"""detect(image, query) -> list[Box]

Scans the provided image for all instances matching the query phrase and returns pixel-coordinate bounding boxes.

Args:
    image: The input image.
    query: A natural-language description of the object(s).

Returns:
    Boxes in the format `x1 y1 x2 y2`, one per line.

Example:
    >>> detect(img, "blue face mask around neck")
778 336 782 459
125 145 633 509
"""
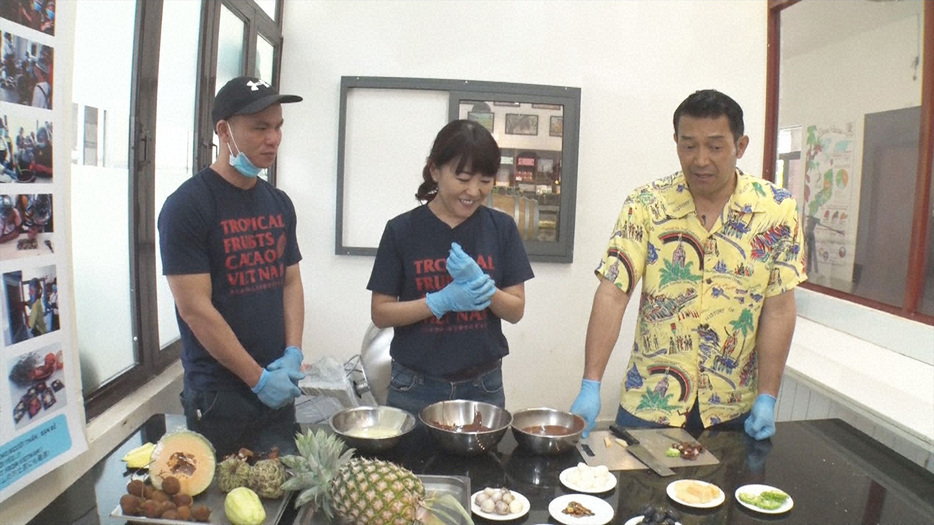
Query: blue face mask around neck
226 127 263 178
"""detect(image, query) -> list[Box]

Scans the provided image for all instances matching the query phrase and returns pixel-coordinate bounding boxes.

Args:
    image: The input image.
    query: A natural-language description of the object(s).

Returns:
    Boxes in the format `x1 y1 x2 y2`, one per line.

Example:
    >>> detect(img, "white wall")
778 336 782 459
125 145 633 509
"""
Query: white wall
275 0 768 419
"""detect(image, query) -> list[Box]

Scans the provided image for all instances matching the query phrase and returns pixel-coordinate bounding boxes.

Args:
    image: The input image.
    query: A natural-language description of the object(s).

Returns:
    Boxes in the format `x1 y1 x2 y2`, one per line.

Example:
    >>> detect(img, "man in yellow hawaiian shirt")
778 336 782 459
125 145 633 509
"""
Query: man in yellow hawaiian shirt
571 90 806 440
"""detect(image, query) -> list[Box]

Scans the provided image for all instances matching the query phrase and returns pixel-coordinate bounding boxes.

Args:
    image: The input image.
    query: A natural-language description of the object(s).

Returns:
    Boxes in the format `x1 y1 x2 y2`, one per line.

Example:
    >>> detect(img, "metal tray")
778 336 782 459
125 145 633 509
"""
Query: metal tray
110 485 291 525
296 474 471 525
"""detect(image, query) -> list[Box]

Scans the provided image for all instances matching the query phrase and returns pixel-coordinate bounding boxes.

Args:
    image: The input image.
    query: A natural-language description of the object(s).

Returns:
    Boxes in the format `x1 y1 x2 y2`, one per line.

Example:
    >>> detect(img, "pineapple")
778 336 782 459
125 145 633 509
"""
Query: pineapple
280 428 472 525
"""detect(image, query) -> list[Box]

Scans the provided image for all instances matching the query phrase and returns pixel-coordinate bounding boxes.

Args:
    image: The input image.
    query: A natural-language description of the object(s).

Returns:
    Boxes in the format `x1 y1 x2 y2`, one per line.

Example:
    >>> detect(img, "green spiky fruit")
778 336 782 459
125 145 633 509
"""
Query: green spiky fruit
280 428 473 525
216 455 252 493
248 457 287 499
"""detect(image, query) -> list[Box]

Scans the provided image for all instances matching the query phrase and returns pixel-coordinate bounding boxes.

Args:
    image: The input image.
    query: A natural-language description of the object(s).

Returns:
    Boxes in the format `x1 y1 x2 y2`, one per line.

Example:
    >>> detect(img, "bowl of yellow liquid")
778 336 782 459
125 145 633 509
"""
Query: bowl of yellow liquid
329 406 417 452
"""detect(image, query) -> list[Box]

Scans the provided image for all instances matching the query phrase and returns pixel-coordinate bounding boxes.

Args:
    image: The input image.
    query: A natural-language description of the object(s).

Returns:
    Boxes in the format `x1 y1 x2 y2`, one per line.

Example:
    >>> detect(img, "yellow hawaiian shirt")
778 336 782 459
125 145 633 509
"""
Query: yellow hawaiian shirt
595 170 807 428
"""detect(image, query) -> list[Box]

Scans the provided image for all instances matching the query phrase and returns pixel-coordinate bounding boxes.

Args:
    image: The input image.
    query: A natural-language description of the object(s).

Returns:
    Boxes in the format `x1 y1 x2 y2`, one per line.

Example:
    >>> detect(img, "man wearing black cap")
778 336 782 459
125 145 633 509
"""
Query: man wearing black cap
158 76 305 456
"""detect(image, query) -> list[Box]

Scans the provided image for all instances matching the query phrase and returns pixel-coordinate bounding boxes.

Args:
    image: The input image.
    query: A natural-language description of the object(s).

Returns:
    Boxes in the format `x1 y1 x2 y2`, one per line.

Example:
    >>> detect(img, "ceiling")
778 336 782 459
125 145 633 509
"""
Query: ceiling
780 0 924 58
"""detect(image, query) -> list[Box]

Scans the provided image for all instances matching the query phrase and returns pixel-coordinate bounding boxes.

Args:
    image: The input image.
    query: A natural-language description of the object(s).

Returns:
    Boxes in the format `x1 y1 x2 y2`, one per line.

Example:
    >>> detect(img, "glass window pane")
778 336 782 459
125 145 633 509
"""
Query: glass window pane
459 100 564 243
155 0 201 349
256 34 274 83
778 0 924 309
922 158 934 316
71 0 136 394
216 5 245 91
255 0 277 22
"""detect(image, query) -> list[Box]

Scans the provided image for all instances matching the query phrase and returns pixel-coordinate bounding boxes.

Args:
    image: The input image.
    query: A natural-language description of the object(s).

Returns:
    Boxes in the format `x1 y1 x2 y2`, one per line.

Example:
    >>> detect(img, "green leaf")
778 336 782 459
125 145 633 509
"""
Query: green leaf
424 492 474 525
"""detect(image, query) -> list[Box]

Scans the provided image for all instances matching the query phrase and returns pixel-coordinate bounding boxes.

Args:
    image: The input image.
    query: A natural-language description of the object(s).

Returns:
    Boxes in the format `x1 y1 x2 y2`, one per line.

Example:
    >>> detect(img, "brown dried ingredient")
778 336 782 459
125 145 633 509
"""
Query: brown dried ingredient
126 479 145 497
191 504 211 522
141 500 162 518
563 501 595 517
173 493 193 507
161 475 181 495
122 477 208 521
119 494 140 515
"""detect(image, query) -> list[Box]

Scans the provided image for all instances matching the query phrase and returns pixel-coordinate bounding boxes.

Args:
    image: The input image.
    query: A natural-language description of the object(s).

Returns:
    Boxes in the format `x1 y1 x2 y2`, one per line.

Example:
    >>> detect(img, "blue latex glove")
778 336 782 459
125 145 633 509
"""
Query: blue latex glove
570 379 601 438
446 242 484 282
267 346 305 386
252 368 303 409
425 274 496 318
268 346 304 374
744 393 777 440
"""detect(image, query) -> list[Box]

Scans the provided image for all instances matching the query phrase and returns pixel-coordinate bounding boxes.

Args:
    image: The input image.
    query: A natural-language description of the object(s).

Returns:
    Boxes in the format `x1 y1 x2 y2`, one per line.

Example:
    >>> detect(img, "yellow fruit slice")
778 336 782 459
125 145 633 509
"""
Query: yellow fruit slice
121 442 156 469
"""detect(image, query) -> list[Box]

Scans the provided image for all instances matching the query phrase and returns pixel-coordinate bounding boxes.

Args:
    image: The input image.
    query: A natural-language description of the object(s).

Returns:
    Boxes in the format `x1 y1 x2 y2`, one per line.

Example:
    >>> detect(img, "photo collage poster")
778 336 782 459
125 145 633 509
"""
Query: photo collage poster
0 1 87 504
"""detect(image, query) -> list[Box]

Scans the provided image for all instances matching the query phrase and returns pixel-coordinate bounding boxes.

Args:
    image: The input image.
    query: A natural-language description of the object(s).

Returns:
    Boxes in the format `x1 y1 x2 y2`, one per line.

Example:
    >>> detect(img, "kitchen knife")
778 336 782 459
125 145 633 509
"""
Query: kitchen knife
609 424 675 477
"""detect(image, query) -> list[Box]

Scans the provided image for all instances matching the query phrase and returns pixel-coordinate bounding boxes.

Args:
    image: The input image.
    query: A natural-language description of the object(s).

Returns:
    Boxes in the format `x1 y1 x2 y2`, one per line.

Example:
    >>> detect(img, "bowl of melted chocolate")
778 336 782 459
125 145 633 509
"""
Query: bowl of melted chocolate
420 400 512 455
510 407 586 455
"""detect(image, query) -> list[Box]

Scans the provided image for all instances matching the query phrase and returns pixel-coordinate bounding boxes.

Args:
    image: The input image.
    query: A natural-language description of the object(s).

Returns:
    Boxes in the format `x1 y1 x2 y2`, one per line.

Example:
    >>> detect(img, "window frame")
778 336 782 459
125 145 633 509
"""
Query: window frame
83 0 284 420
81 0 173 420
196 0 283 182
764 0 934 326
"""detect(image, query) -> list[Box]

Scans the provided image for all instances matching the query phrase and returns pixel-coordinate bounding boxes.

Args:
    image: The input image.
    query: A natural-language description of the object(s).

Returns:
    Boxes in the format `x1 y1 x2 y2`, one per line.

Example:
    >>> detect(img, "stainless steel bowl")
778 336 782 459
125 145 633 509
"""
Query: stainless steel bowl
329 406 417 453
419 400 512 455
510 407 585 455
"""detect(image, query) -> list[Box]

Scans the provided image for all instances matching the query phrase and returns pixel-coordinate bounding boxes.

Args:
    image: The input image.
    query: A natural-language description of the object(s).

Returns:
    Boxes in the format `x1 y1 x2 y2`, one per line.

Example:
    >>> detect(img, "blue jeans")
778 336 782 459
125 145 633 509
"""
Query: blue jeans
386 360 505 417
615 401 748 436
180 387 298 457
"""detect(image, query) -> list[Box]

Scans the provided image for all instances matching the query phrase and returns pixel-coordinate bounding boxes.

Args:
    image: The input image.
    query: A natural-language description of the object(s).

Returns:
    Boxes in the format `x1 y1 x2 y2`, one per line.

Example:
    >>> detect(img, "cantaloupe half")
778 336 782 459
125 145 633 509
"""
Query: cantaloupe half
149 430 216 496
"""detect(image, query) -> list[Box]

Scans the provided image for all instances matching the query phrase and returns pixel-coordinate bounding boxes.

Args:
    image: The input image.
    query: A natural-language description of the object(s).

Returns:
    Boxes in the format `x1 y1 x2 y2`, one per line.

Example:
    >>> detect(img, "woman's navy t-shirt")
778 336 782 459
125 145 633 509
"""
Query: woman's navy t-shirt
367 204 534 376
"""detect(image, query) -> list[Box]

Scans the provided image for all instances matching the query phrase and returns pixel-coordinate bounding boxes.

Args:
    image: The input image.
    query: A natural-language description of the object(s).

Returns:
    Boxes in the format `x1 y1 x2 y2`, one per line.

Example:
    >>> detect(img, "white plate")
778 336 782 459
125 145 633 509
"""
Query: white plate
560 466 617 494
623 516 682 525
734 484 794 514
471 489 530 521
548 494 614 525
666 479 725 508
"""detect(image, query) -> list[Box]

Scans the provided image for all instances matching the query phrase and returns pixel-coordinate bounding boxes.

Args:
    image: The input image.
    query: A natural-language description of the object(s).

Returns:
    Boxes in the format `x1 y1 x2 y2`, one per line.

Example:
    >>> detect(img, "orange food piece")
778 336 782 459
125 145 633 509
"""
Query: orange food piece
675 480 720 504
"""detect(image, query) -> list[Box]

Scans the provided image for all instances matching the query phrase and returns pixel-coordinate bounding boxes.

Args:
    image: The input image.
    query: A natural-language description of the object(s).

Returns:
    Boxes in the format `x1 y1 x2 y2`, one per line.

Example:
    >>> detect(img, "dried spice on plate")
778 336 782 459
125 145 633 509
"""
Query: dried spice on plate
562 501 595 517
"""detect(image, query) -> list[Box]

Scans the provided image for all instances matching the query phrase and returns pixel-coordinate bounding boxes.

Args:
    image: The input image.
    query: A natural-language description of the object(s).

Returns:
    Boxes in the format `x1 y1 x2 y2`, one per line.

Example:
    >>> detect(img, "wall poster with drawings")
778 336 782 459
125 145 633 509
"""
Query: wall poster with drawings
0 1 88 505
802 122 856 283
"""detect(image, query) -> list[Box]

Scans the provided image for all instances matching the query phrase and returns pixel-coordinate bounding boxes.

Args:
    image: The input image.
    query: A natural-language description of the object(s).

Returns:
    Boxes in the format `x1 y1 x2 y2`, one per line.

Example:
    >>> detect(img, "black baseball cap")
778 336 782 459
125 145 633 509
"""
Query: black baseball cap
211 76 302 127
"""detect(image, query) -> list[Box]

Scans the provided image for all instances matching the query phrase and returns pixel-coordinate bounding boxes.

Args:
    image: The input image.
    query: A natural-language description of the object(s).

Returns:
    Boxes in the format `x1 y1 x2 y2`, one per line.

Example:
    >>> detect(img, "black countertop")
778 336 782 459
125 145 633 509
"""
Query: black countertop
29 415 934 525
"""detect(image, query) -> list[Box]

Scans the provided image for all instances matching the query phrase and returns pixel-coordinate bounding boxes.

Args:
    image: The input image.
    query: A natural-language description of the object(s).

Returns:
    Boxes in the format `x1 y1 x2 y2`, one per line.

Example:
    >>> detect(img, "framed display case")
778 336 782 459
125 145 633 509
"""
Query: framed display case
336 76 581 262
467 111 494 132
505 114 539 135
550 116 563 137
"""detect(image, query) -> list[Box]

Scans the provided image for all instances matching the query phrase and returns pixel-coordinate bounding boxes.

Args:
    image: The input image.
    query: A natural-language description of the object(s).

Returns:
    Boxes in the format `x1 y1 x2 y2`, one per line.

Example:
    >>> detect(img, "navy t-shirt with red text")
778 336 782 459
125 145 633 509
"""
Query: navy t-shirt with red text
158 167 301 393
367 204 534 376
